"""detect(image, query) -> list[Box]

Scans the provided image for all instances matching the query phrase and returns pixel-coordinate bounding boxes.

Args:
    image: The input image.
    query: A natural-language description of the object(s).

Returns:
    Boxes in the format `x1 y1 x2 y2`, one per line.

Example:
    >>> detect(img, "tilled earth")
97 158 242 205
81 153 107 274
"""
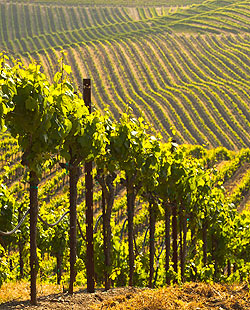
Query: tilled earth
0 283 250 310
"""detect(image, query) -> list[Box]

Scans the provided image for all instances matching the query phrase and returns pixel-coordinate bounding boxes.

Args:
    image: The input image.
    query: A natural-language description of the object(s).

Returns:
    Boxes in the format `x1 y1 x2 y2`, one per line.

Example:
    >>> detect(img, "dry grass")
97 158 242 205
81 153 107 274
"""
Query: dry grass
0 280 62 304
91 283 250 310
1 282 250 309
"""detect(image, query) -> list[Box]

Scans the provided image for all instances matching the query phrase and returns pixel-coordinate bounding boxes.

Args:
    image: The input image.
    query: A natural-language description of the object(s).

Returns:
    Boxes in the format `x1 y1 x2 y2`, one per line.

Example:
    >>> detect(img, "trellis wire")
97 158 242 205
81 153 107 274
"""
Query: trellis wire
38 211 70 227
153 240 165 286
93 214 102 233
0 208 30 235
0 209 70 235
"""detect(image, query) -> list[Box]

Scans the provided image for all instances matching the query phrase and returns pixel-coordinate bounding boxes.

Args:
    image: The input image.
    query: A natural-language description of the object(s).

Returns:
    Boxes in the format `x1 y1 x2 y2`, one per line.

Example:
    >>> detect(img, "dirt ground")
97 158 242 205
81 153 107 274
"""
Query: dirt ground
0 282 250 310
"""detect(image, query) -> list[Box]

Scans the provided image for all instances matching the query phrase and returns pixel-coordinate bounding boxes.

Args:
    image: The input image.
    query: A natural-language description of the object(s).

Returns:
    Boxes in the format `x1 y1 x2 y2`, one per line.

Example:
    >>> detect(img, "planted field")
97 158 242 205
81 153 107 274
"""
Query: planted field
31 30 250 149
1 0 206 7
0 0 249 149
1 0 250 304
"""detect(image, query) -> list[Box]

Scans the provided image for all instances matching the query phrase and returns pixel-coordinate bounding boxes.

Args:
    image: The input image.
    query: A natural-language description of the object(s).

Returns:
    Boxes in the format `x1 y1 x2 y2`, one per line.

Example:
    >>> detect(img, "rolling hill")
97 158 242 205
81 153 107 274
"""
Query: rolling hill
1 0 250 296
0 0 250 149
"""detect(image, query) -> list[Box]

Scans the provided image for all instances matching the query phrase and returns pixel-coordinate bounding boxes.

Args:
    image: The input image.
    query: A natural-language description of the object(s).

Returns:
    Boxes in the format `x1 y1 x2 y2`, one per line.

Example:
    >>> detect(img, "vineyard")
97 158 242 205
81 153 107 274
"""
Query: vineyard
1 0 250 308
0 0 249 148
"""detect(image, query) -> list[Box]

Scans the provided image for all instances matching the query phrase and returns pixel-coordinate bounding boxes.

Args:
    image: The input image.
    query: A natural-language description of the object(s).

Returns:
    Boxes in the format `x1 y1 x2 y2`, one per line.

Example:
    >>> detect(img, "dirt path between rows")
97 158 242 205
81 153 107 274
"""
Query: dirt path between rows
224 163 250 193
0 287 138 310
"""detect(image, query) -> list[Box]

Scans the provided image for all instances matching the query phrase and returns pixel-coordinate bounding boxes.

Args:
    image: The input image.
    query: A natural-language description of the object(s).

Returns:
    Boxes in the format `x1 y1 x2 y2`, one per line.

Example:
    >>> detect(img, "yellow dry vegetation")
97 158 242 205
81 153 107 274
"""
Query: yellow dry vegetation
91 283 250 310
0 280 61 304
1 282 250 309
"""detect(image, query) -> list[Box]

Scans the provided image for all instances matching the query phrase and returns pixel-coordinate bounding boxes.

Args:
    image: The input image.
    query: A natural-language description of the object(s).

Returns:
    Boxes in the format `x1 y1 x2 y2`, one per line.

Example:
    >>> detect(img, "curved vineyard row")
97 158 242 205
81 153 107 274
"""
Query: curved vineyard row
2 0 205 7
1 0 250 55
21 29 250 149
0 0 248 150
0 2 175 46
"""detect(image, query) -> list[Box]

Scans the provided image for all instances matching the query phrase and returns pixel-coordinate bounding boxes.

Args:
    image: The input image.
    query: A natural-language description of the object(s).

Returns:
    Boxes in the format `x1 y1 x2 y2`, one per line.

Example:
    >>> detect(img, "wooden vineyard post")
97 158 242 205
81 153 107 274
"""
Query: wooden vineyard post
165 203 171 285
172 202 178 282
29 171 39 305
83 79 95 293
68 165 78 294
149 202 156 288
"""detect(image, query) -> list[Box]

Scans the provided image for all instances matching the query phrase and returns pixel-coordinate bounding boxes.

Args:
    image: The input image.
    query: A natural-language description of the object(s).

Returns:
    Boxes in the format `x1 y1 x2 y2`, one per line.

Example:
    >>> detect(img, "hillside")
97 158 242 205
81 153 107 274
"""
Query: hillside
0 0 249 149
1 0 250 304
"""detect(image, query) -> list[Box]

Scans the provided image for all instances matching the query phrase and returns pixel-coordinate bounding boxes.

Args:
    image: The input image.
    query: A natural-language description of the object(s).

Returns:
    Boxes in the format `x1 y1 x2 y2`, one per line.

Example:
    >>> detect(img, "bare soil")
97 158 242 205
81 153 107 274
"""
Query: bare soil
224 163 250 194
0 282 250 310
